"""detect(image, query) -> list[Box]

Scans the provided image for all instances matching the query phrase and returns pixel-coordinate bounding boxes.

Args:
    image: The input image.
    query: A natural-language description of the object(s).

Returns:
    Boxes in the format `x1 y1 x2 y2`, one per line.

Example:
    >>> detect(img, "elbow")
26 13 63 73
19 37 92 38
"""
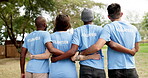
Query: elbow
94 44 101 51
109 43 117 49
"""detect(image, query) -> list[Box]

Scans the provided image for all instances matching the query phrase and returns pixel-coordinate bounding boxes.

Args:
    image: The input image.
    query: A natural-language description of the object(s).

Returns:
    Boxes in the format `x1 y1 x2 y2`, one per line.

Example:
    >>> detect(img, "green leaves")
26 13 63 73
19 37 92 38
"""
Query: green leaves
0 0 106 48
142 13 148 29
51 0 105 28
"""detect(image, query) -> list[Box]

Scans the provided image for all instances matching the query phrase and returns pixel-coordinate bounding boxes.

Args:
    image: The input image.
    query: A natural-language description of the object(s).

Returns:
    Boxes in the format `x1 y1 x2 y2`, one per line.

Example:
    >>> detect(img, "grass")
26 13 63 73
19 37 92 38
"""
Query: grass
139 43 148 53
0 43 147 78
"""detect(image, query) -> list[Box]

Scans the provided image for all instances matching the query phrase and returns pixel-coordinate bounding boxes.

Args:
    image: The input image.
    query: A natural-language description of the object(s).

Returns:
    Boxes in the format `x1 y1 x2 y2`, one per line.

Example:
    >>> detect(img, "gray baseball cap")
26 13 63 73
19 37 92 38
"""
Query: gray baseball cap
81 8 94 22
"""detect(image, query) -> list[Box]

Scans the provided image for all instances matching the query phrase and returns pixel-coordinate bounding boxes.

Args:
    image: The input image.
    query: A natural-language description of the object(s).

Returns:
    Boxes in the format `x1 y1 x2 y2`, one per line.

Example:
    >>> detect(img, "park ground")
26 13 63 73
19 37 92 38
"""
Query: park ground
0 43 148 78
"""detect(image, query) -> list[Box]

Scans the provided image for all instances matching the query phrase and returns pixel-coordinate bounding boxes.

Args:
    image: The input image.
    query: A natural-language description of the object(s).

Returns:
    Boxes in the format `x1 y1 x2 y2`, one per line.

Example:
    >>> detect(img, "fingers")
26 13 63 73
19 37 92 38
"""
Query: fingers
21 73 25 78
90 54 101 60
71 52 79 61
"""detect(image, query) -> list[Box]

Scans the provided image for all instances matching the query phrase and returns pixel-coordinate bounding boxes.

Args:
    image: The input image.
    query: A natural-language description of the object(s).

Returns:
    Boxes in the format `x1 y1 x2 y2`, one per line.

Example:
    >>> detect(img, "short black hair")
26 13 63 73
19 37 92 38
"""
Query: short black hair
107 3 121 19
54 14 71 32
35 16 46 28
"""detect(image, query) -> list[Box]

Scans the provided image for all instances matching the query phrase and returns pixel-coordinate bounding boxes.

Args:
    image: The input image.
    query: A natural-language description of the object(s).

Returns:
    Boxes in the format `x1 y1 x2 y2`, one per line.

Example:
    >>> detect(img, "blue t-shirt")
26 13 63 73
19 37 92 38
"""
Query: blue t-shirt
49 32 77 78
23 31 51 73
100 21 141 69
72 24 104 69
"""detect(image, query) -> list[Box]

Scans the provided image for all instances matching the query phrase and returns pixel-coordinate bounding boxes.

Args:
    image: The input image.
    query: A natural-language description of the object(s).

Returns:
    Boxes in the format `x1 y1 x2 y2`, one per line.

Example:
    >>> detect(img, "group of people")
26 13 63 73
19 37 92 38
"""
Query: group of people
20 3 141 78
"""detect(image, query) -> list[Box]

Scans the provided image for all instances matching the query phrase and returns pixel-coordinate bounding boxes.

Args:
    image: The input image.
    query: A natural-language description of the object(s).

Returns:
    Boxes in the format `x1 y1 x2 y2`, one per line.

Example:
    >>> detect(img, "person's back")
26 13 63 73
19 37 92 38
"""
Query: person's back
100 3 141 78
73 24 104 69
49 14 77 78
20 16 52 78
49 32 77 78
24 31 50 73
105 21 140 69
72 8 106 78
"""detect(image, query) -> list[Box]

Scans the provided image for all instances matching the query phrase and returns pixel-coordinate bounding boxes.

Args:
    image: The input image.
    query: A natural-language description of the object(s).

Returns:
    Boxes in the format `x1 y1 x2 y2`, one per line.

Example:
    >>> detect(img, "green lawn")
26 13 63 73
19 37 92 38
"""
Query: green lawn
139 43 148 53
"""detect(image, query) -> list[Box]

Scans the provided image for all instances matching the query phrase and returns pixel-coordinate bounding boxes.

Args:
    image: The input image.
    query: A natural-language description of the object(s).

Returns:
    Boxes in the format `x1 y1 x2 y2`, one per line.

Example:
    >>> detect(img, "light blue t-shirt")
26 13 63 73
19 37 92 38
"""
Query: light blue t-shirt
23 31 51 73
72 24 104 69
100 21 141 69
49 32 77 78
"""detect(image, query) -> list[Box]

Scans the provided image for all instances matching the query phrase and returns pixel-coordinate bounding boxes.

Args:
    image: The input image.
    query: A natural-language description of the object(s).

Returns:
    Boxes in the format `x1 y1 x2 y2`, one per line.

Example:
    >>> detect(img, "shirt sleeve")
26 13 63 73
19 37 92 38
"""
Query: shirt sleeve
135 29 141 42
100 25 111 41
43 32 52 44
97 26 103 38
72 29 80 46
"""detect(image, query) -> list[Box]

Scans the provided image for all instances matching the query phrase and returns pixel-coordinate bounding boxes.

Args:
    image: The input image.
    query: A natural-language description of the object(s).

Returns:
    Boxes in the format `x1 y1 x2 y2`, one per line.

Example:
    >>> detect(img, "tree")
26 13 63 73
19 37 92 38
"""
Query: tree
142 13 148 29
0 0 105 52
49 0 105 29
93 13 110 27
0 0 56 51
141 13 148 39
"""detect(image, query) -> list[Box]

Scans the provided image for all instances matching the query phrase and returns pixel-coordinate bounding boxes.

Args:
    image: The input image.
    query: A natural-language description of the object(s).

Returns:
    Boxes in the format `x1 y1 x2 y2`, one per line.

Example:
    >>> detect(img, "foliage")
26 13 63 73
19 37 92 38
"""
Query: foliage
125 12 148 40
0 0 56 50
0 0 105 52
140 13 148 39
93 13 110 27
50 0 105 29
142 13 148 29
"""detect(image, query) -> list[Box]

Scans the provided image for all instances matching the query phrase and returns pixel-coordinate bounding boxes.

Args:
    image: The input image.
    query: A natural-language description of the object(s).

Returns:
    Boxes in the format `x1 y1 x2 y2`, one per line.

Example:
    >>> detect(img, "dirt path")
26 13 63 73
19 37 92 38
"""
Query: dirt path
0 58 21 78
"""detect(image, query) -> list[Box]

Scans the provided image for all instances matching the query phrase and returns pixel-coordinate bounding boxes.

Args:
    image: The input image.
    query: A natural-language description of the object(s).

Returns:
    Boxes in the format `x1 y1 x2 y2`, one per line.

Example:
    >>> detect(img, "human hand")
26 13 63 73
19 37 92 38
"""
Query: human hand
21 73 25 78
51 57 57 63
89 53 101 60
29 54 34 60
131 48 136 56
71 52 79 61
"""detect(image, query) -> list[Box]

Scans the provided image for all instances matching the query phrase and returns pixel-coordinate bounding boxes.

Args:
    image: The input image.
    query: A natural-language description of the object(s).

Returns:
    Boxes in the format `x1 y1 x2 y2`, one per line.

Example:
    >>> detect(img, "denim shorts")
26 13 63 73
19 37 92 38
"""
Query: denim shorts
80 64 106 78
108 68 139 78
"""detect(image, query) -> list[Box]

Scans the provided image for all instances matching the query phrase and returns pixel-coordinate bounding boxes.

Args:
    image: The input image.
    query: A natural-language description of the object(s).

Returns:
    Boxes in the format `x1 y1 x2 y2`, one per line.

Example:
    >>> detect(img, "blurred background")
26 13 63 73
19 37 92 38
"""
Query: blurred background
0 0 147 78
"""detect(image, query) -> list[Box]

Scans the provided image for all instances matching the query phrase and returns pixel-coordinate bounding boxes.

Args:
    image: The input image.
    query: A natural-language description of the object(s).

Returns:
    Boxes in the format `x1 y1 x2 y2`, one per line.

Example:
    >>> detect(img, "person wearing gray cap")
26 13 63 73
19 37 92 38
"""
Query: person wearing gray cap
72 8 106 78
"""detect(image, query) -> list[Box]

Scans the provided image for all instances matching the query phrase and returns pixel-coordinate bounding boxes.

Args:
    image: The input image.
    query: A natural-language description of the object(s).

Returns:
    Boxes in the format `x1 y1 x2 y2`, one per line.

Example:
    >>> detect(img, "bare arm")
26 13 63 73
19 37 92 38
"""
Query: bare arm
20 47 28 78
106 41 137 56
30 49 51 59
134 42 139 52
45 42 64 56
51 44 78 62
71 52 100 61
80 38 106 55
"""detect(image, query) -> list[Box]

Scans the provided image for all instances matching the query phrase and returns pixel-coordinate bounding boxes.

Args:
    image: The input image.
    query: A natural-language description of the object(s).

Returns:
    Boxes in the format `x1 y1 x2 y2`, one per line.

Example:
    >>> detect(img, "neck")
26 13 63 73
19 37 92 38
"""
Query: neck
57 31 66 32
36 28 45 31
111 18 121 22
84 22 92 25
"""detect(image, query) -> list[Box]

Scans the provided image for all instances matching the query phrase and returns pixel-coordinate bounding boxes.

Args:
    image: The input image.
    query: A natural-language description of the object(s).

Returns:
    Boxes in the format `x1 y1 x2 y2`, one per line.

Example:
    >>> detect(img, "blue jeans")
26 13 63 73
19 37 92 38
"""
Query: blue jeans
80 64 106 78
108 68 139 78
